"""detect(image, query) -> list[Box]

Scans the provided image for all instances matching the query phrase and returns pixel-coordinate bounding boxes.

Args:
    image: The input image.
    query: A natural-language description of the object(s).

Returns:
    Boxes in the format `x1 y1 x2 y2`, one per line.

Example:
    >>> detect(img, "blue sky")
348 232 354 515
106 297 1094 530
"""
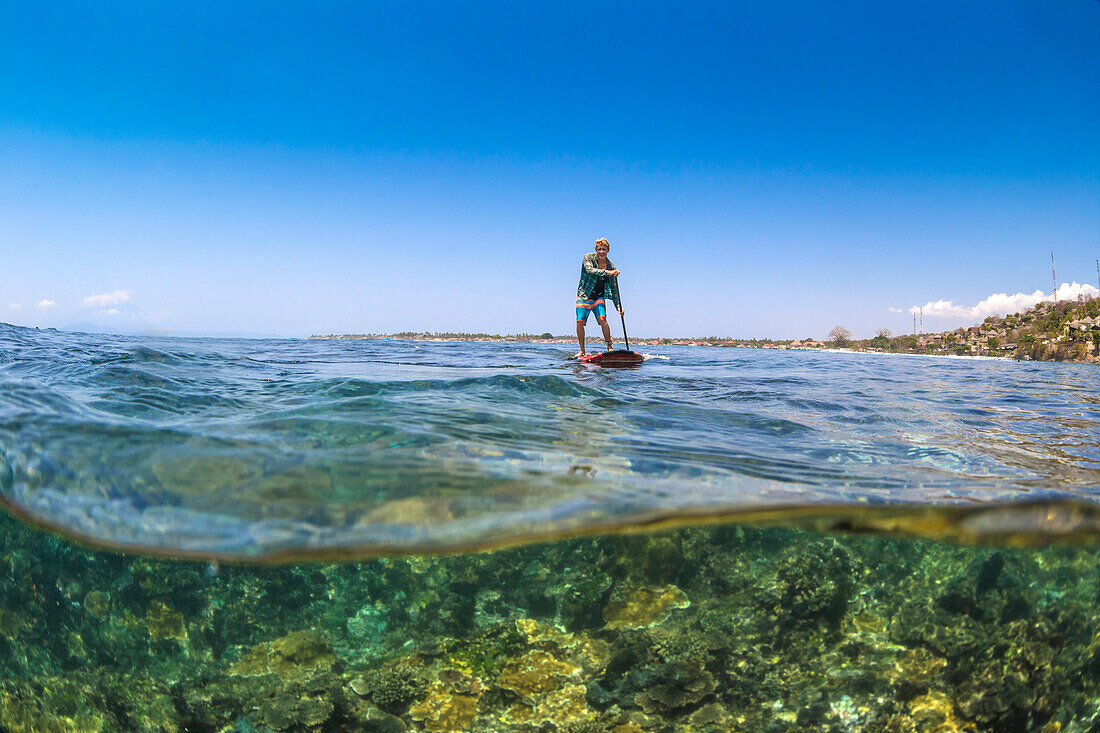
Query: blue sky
2 1 1098 339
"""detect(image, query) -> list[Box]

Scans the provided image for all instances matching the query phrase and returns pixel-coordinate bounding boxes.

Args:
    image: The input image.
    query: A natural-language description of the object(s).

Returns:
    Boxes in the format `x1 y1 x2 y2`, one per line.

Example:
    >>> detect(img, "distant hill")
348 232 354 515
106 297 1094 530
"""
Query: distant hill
854 297 1100 363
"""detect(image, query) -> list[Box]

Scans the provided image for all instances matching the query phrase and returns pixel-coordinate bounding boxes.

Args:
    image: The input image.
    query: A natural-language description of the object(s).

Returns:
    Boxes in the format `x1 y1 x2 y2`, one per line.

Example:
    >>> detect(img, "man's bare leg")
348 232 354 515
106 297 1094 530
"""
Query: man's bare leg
597 316 612 351
576 321 586 355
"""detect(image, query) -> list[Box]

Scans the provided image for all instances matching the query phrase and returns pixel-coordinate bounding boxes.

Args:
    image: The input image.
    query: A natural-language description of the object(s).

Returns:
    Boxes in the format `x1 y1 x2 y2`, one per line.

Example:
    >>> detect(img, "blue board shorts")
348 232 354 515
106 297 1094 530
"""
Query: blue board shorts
576 297 606 323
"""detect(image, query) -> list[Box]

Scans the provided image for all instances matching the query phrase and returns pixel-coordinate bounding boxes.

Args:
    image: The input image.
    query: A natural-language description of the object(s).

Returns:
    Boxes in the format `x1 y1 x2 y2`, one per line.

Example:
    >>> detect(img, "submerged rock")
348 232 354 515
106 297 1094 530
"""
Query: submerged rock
4 509 1100 732
498 649 583 699
678 702 734 731
906 690 979 732
351 661 430 714
180 630 344 731
145 600 186 642
229 629 337 680
763 536 857 632
604 585 690 630
635 660 716 715
501 683 593 730
0 673 176 733
408 681 480 732
83 590 110 621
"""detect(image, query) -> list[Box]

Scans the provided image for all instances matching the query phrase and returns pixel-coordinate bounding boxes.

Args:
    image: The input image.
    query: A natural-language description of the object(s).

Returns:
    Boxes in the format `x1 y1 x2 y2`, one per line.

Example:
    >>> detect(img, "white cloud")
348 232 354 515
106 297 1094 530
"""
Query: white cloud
888 307 903 313
37 299 57 309
104 308 121 315
82 290 132 308
912 282 1100 320
9 303 21 310
1056 281 1100 301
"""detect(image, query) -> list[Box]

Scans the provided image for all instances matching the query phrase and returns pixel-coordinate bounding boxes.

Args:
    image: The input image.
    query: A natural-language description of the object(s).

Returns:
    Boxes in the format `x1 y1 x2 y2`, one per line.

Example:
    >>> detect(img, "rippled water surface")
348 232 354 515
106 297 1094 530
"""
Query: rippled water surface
1 324 1098 557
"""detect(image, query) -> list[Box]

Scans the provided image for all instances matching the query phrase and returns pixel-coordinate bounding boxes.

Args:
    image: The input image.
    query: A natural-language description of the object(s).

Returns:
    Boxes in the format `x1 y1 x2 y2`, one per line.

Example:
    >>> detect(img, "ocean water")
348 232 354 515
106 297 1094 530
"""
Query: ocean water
1 323 1098 557
3 323 1100 732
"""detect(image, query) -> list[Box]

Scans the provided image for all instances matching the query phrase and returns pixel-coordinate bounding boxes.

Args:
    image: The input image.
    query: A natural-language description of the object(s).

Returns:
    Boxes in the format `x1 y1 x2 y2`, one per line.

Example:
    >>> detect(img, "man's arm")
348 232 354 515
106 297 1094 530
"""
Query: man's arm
582 253 608 277
609 274 622 311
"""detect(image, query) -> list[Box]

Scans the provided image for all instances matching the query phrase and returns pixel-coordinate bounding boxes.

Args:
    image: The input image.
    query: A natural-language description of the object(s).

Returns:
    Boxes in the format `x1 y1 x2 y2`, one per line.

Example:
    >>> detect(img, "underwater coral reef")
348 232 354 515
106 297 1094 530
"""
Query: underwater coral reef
2 512 1099 732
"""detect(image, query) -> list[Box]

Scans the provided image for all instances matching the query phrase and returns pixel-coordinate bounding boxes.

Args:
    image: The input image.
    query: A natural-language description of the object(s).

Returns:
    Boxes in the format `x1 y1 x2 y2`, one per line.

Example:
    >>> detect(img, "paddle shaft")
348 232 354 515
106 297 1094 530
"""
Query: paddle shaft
614 275 630 351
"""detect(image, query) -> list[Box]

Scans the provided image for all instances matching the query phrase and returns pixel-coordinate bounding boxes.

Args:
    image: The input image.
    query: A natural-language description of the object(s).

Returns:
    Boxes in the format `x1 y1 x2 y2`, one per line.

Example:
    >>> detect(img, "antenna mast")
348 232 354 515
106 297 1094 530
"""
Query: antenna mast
1051 252 1057 304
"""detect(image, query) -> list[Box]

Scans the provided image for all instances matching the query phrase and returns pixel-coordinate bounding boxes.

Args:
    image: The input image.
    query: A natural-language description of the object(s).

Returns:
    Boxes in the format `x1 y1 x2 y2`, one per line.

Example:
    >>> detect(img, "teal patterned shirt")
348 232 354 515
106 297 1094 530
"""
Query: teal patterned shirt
576 253 622 309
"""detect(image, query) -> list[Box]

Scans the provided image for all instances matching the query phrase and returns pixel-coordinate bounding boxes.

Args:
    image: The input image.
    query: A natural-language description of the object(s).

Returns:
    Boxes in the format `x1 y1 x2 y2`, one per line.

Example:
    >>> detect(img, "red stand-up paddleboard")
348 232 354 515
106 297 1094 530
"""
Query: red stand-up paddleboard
578 349 644 366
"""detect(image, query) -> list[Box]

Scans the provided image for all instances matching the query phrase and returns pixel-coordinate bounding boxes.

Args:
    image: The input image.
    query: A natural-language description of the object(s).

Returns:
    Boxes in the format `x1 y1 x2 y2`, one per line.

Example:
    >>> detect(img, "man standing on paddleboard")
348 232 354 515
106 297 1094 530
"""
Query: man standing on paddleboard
575 238 624 356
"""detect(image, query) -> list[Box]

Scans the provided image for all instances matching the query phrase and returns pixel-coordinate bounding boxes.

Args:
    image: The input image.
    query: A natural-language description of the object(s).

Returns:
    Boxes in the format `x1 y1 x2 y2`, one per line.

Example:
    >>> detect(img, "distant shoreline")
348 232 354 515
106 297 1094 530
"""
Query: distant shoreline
310 333 803 347
309 332 1097 366
309 333 831 352
312 299 1100 365
308 333 1016 358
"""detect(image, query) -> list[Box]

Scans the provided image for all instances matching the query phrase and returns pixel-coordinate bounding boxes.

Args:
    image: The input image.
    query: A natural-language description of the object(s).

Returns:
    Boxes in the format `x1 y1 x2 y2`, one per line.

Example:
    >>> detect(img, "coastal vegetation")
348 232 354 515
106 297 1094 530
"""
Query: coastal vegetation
827 326 854 349
851 297 1100 363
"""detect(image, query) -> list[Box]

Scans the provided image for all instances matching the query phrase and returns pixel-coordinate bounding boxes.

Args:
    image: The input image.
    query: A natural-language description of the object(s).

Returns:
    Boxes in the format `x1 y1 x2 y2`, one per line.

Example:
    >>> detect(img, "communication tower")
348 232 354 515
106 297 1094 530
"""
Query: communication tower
1051 252 1057 303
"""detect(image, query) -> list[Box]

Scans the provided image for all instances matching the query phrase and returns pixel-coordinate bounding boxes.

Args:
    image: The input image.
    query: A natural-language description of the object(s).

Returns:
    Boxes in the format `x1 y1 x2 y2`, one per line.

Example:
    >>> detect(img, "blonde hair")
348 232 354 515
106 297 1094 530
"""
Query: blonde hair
594 238 610 248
